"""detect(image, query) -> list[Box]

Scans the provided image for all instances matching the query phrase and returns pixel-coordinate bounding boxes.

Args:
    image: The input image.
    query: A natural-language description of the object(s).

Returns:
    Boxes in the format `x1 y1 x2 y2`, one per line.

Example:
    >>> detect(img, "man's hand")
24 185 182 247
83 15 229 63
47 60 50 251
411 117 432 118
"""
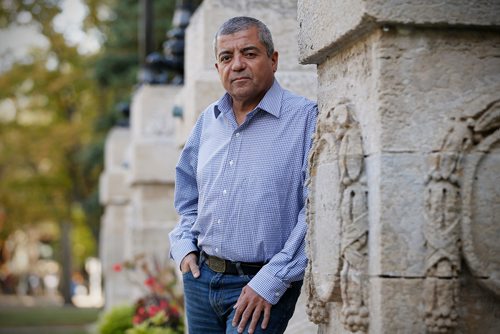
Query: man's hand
232 285 272 334
180 252 200 278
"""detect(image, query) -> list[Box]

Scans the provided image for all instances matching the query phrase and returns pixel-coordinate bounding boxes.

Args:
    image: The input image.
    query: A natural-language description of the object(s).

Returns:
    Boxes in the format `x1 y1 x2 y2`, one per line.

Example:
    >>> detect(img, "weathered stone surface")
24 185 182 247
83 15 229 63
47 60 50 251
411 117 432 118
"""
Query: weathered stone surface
376 29 500 154
99 171 129 205
298 0 500 63
461 149 500 296
103 127 130 169
130 85 180 140
317 29 500 156
370 277 427 333
129 139 179 184
276 71 317 101
370 274 500 334
365 153 428 277
316 32 380 157
100 205 135 308
457 269 500 334
300 0 500 333
130 184 177 226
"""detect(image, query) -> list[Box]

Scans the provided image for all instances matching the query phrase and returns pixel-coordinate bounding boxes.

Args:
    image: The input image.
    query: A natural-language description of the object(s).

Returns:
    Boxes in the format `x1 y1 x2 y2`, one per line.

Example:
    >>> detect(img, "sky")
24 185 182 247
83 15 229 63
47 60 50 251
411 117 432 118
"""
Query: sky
0 0 102 72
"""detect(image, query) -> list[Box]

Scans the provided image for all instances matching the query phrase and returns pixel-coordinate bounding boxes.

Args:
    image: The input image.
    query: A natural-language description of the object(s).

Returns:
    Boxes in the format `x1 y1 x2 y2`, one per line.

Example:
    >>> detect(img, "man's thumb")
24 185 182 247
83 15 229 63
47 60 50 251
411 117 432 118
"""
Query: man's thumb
190 262 200 278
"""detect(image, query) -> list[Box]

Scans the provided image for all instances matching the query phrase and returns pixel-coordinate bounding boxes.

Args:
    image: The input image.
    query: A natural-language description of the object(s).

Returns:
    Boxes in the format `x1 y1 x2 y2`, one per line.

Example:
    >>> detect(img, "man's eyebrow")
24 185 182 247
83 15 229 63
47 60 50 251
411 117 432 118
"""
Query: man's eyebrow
217 45 261 58
241 46 260 53
217 50 232 57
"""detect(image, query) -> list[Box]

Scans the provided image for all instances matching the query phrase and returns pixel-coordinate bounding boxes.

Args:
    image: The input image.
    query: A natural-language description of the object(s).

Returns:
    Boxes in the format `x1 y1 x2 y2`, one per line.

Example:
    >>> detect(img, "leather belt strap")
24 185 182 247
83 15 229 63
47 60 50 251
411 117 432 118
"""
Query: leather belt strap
201 251 264 276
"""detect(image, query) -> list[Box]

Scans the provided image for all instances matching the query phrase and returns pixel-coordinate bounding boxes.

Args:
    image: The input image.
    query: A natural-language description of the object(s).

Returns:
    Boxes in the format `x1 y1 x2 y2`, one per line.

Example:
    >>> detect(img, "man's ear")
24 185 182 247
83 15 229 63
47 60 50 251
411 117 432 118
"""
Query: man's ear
215 62 219 71
271 51 278 73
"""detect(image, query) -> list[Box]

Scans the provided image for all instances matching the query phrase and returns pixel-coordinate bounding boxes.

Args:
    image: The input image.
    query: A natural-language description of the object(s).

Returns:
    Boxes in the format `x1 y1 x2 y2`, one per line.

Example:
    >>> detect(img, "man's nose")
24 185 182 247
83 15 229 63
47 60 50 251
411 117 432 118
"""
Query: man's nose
231 54 245 71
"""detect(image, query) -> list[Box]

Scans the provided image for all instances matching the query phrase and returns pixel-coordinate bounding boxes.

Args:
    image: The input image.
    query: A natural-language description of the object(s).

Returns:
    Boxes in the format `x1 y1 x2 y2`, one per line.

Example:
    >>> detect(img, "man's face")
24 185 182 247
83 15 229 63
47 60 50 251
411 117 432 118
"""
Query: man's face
215 26 278 107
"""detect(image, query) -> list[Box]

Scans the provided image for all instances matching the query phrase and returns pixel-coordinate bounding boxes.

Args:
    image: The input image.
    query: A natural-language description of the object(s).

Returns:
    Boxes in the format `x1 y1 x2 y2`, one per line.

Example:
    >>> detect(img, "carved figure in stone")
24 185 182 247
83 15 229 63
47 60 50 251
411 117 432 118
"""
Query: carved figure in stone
305 107 337 325
306 103 369 332
424 99 500 333
337 109 369 333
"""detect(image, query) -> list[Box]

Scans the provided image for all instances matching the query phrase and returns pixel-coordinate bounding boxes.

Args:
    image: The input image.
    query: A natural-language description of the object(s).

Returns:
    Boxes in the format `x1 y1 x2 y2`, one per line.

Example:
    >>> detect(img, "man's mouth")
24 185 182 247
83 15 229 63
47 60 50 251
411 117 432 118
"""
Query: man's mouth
231 77 250 83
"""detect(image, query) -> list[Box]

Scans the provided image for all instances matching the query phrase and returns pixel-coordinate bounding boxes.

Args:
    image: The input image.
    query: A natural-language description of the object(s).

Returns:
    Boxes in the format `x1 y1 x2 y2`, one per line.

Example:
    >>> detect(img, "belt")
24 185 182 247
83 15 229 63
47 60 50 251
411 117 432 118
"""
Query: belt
201 251 265 276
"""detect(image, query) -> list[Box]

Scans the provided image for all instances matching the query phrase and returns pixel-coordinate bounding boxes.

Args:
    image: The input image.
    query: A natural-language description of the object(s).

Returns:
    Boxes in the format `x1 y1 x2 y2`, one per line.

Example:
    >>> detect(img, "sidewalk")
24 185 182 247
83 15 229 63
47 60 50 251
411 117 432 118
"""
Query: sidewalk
0 294 100 334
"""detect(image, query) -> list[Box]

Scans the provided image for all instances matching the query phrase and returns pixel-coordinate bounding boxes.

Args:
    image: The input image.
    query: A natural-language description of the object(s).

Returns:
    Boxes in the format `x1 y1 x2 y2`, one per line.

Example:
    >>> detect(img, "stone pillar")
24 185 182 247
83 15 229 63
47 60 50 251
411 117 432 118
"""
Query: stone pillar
174 1 317 332
99 127 134 308
125 85 181 300
299 1 500 333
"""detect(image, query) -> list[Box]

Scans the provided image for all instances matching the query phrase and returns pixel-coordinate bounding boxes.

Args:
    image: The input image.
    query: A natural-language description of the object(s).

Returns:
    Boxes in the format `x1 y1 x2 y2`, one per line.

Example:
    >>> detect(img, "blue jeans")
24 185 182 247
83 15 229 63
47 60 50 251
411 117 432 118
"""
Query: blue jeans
182 261 302 334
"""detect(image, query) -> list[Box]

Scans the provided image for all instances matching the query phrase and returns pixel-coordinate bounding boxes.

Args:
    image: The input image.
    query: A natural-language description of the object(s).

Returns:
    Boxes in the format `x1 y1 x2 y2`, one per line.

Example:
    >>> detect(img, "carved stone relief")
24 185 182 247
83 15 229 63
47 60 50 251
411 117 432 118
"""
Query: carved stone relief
424 99 500 333
306 103 369 332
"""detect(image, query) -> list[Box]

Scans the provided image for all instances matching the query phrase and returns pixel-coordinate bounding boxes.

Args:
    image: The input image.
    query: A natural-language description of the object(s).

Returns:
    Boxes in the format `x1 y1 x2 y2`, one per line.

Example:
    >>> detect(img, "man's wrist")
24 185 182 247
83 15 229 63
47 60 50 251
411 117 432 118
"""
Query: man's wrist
247 268 289 305
170 240 199 269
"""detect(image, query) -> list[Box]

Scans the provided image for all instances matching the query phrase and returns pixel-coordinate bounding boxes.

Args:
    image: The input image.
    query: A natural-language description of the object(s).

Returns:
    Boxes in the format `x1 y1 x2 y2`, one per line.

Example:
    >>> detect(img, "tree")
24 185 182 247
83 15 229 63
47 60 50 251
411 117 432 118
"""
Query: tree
0 0 177 302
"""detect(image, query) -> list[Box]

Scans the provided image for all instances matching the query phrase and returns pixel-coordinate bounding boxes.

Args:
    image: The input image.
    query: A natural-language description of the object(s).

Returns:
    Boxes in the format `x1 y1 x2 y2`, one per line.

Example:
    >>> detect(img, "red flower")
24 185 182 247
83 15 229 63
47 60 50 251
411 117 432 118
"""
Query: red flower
148 305 161 316
144 277 156 287
112 263 122 272
138 306 146 316
159 299 168 309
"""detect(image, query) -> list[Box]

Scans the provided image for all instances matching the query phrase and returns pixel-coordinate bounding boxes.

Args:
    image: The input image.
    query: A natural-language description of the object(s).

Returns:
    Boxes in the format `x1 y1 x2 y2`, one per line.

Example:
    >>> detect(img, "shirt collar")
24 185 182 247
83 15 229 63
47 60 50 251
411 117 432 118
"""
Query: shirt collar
214 80 283 119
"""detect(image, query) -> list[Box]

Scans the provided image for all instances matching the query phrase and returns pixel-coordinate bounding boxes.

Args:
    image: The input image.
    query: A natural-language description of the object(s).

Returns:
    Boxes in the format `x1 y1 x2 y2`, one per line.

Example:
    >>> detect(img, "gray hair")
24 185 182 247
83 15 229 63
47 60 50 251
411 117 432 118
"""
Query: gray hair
214 16 275 58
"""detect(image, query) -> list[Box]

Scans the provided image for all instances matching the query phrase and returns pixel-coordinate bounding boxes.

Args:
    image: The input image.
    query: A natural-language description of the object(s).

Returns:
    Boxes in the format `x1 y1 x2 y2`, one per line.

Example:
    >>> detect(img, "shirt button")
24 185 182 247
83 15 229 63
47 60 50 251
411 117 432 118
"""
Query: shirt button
275 292 280 297
229 160 234 166
235 132 240 137
223 189 227 195
215 247 219 253
217 219 221 224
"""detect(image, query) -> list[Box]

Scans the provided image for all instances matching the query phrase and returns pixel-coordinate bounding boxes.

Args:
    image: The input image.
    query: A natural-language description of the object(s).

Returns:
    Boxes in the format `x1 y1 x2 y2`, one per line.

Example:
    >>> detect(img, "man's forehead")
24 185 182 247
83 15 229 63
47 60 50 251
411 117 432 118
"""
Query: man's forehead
216 29 263 52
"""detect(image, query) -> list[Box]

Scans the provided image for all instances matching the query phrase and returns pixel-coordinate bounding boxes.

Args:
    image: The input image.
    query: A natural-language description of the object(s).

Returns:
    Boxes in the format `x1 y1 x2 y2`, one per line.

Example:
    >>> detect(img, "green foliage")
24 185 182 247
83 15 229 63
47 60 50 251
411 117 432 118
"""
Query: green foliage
0 0 176 270
0 306 100 327
97 304 135 334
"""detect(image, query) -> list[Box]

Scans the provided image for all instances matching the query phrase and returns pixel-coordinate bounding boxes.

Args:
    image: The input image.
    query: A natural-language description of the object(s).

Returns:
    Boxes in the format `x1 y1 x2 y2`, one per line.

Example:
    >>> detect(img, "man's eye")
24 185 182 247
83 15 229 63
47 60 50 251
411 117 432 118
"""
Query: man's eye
245 52 256 58
220 55 231 62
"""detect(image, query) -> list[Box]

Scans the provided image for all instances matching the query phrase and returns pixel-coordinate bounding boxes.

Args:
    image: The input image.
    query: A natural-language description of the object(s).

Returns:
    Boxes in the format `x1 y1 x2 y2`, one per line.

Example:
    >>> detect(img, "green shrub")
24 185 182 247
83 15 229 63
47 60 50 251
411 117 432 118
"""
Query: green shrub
98 304 135 334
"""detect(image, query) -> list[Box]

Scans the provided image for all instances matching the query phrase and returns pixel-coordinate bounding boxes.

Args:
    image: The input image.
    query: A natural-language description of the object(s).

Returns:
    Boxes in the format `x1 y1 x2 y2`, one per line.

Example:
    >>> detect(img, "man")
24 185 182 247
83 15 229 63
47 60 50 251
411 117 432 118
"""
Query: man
169 16 317 334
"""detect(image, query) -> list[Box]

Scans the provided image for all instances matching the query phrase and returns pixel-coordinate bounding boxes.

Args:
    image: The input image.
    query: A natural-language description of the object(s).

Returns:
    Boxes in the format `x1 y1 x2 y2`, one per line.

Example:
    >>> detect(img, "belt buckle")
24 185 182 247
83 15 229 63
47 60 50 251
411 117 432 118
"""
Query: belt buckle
209 256 226 273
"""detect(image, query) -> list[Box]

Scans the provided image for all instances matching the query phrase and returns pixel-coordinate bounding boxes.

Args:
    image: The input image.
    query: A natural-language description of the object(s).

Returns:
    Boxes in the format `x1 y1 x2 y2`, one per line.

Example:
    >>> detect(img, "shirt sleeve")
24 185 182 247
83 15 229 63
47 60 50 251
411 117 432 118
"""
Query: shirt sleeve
248 103 318 304
168 113 205 267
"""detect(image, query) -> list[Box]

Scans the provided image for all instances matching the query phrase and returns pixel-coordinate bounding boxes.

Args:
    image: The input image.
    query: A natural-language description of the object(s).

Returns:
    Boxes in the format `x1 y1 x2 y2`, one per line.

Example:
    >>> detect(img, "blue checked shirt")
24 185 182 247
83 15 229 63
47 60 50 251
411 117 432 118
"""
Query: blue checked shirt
169 80 318 304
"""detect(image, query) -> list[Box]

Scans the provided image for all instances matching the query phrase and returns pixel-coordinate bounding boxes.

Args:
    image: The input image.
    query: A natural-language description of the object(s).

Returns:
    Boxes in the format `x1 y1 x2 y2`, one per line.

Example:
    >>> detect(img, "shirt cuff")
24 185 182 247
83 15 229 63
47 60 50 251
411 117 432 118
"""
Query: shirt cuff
247 267 290 305
170 239 199 269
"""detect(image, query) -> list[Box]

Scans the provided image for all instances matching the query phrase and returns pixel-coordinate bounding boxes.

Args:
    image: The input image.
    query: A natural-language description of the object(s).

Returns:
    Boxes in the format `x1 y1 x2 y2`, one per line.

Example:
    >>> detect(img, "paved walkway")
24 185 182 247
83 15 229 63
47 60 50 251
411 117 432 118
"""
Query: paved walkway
0 294 97 334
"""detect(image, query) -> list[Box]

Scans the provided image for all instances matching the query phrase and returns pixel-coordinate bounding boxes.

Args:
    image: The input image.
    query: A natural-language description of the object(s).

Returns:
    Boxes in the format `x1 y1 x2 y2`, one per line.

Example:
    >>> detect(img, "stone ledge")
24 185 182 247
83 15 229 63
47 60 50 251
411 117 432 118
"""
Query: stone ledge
298 0 500 64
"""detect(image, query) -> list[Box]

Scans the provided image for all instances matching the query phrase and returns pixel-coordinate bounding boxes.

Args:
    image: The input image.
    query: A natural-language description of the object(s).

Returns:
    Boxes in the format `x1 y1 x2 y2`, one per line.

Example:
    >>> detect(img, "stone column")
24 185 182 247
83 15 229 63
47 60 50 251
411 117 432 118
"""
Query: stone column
125 85 181 300
174 1 317 332
299 1 500 333
99 127 134 308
